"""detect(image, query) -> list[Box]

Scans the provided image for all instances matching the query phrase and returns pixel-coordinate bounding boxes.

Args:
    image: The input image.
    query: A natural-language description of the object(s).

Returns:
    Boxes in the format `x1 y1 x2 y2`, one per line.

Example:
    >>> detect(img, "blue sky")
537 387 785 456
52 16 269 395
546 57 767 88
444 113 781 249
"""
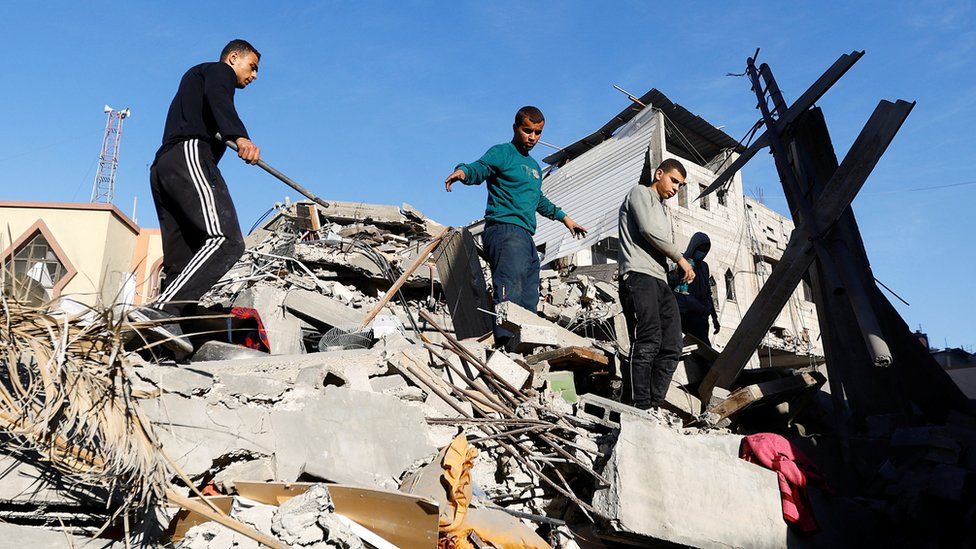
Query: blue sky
1 1 973 348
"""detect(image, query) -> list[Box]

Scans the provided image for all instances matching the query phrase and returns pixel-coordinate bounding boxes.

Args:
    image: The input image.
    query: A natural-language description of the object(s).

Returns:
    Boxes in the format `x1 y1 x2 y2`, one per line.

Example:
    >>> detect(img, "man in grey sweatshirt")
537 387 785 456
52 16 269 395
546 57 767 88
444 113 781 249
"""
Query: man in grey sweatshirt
617 157 695 409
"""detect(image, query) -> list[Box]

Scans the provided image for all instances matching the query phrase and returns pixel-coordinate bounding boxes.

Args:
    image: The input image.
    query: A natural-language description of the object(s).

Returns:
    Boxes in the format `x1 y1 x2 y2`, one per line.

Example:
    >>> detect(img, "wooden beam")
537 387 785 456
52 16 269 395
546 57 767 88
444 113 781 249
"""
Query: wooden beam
706 372 824 421
358 227 450 330
697 51 865 200
525 346 609 369
699 99 914 400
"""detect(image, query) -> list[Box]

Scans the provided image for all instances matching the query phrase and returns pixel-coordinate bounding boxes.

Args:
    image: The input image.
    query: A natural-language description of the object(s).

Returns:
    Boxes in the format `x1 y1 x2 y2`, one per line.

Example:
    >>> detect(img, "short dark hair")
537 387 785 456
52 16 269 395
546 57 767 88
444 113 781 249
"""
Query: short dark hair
657 158 687 179
515 106 545 126
220 39 261 62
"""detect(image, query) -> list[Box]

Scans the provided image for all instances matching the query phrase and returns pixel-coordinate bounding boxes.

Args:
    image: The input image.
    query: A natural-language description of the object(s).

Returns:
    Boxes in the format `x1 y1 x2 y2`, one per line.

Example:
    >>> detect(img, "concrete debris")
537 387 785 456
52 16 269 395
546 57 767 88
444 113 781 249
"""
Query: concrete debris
593 416 787 548
10 198 961 548
271 485 365 548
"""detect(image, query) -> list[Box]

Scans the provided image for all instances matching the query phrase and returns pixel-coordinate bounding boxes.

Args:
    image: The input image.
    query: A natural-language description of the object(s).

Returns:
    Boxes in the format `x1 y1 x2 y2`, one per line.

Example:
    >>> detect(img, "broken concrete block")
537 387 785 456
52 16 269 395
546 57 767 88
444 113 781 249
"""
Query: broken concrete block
593 416 787 548
234 284 306 356
271 484 365 548
284 289 365 329
192 341 269 362
213 457 277 493
143 394 275 478
133 364 214 398
484 350 531 391
495 301 591 349
541 301 561 321
271 387 435 488
369 373 409 394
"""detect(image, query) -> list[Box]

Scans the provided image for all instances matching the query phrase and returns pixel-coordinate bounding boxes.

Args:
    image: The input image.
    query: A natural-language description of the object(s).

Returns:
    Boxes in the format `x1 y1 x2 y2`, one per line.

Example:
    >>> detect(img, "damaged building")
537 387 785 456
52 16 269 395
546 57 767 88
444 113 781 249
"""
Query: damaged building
529 88 822 367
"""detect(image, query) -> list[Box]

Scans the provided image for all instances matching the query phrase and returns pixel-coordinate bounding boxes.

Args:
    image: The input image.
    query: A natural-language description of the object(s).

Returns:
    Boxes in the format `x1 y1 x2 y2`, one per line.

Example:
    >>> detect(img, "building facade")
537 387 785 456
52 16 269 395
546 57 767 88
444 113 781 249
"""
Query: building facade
1 201 163 307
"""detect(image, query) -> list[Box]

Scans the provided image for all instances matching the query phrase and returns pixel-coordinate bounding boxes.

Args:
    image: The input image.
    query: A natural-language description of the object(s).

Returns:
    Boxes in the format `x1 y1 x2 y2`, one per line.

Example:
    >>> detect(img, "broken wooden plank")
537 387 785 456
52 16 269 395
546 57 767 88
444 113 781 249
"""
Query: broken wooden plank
525 346 609 369
706 372 825 421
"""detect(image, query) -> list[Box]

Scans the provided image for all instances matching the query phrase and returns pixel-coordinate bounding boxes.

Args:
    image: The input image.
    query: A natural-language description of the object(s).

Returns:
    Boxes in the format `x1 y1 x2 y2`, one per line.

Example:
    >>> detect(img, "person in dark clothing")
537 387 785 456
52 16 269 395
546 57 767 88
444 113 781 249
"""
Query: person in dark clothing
445 107 587 346
134 39 262 352
676 232 720 343
617 156 695 409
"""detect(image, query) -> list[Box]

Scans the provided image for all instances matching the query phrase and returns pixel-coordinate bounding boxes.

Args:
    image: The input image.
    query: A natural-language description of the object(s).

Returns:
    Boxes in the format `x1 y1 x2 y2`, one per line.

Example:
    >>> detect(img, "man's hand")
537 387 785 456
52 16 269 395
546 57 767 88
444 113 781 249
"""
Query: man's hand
677 256 696 284
236 137 260 165
563 216 588 238
445 168 466 192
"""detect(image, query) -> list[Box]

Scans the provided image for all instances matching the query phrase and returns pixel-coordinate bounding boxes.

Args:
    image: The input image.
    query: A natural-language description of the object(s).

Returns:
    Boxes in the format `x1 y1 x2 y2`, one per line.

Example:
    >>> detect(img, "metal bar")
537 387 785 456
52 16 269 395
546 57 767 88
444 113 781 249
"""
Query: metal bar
221 136 332 211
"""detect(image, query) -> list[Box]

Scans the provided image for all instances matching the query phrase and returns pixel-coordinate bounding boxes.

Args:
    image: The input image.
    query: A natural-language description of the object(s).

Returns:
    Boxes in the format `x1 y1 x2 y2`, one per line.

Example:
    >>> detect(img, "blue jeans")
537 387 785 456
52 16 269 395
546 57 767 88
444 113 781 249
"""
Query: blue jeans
482 222 540 341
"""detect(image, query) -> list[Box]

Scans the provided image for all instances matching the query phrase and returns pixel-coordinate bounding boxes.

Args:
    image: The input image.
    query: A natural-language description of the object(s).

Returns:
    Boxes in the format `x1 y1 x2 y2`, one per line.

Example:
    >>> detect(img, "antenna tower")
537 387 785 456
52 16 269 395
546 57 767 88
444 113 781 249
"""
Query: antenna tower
90 105 131 204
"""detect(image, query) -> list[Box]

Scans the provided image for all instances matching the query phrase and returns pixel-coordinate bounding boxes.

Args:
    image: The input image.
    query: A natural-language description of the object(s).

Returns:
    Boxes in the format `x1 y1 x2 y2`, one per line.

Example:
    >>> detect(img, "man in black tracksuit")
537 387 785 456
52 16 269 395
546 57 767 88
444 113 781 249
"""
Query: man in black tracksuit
148 39 262 330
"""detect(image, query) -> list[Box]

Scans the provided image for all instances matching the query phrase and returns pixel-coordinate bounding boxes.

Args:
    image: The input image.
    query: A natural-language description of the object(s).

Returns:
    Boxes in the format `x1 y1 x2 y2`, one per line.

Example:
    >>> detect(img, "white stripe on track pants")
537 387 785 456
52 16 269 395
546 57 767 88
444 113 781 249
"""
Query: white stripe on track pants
149 139 245 317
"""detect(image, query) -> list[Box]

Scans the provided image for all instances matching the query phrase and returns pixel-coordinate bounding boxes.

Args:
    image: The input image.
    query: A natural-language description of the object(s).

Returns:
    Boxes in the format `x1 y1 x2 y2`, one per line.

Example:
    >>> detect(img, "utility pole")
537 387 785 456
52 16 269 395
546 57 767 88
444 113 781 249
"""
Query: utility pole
90 105 131 204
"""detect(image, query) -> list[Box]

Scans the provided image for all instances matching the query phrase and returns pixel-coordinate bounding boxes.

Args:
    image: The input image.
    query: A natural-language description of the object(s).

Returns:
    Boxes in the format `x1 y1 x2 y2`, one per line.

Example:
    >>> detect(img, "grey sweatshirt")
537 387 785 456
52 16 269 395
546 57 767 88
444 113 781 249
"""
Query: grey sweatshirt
618 184 683 282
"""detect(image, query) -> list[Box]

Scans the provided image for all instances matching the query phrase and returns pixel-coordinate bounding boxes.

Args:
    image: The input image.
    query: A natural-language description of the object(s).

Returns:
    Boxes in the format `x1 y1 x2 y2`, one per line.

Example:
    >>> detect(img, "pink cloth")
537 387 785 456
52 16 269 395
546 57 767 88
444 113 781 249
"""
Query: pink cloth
740 433 830 535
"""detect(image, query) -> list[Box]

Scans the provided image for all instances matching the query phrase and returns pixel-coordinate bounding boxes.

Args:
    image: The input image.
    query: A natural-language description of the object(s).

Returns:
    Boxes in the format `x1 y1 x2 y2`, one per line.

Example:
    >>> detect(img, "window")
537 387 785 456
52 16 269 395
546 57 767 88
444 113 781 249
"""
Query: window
2 221 75 300
725 269 736 302
678 182 689 208
718 189 728 207
699 184 709 210
7 232 66 290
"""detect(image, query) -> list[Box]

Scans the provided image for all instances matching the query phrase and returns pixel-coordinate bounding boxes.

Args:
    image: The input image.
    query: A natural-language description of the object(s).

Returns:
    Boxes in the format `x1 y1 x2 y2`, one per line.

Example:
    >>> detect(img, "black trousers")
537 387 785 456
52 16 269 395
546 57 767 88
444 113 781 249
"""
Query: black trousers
619 272 683 408
150 139 244 317
680 312 710 344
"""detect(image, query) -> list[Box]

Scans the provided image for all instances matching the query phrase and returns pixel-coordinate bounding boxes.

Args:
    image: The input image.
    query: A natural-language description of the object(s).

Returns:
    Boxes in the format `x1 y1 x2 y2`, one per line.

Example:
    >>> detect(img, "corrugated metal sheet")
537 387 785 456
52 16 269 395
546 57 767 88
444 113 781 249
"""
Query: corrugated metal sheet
534 107 658 265
543 88 744 167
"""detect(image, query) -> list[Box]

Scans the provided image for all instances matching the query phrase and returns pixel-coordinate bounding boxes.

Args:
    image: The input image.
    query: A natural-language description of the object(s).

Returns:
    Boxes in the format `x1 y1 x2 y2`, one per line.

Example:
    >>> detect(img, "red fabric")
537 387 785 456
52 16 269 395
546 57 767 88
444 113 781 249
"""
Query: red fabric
740 433 830 535
230 306 271 352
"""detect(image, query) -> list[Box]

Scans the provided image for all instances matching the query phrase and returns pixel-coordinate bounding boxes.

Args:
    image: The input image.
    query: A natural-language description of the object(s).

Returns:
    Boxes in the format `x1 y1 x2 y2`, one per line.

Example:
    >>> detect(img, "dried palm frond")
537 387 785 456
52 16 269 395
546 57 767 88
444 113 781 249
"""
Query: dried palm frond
0 295 287 547
0 296 171 517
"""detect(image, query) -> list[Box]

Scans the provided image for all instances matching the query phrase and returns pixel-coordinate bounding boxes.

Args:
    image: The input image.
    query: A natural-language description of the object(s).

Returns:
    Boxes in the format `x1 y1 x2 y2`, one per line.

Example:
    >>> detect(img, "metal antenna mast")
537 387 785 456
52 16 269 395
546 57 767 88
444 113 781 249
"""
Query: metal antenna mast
89 105 131 204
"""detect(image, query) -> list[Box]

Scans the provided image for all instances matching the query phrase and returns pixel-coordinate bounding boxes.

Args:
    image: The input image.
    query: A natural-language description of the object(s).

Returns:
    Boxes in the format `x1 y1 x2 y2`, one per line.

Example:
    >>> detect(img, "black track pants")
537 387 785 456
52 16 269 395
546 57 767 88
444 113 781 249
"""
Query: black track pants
619 272 683 408
150 139 244 317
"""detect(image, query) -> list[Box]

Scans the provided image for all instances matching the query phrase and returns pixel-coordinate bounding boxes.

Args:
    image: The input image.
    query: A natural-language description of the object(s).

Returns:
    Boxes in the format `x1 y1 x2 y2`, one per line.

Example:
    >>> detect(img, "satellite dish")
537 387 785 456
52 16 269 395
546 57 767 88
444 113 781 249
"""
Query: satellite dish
104 105 112 113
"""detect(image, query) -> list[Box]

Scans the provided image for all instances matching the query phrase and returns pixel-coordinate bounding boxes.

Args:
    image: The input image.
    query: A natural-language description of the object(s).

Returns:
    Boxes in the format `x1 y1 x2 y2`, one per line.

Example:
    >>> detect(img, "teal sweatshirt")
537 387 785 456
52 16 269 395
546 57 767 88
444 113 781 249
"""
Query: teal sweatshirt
456 142 565 234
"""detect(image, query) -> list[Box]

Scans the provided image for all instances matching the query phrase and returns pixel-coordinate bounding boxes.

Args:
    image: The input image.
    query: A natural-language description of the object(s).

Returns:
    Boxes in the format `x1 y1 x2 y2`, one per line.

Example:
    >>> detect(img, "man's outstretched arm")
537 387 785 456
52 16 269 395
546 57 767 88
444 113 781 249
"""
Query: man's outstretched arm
537 194 587 238
445 145 504 192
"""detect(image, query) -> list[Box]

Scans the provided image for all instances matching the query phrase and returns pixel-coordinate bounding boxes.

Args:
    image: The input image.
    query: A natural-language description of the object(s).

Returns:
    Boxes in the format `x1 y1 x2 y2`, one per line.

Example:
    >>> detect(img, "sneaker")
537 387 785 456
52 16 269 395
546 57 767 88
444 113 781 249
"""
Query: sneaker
126 308 194 354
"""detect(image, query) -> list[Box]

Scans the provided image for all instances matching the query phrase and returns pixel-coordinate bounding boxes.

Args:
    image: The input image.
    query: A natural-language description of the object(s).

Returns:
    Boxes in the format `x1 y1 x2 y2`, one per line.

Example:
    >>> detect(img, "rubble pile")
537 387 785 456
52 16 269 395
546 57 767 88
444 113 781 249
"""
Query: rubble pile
2 199 972 548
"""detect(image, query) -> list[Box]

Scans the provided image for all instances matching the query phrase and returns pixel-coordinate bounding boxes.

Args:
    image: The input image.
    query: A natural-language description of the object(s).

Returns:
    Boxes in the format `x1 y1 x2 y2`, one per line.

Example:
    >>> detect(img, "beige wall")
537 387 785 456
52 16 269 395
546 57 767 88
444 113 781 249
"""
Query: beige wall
1 203 143 306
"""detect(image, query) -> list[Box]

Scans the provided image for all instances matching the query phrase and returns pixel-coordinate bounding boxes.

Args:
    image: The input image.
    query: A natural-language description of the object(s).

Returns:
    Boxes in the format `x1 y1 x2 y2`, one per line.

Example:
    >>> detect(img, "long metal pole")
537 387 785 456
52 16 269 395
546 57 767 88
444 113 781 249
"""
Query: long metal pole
219 135 332 210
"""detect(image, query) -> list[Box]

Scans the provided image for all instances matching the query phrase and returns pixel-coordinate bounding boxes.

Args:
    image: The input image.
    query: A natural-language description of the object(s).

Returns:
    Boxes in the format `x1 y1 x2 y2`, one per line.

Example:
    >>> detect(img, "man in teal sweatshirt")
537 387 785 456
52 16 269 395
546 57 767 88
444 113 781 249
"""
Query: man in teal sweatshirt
445 106 586 344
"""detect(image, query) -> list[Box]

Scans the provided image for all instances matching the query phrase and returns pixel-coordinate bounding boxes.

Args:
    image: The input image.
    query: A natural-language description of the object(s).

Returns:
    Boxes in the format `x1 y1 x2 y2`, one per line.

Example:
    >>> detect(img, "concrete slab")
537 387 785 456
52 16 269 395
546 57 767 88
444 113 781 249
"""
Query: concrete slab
271 387 435 488
284 289 365 329
495 301 591 349
142 394 276 477
593 416 787 548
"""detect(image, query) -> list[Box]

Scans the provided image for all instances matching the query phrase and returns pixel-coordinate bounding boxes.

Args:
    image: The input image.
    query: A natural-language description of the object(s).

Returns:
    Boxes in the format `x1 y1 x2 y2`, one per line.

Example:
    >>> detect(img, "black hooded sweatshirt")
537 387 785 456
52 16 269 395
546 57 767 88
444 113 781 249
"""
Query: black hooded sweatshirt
153 62 249 166
676 232 717 319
